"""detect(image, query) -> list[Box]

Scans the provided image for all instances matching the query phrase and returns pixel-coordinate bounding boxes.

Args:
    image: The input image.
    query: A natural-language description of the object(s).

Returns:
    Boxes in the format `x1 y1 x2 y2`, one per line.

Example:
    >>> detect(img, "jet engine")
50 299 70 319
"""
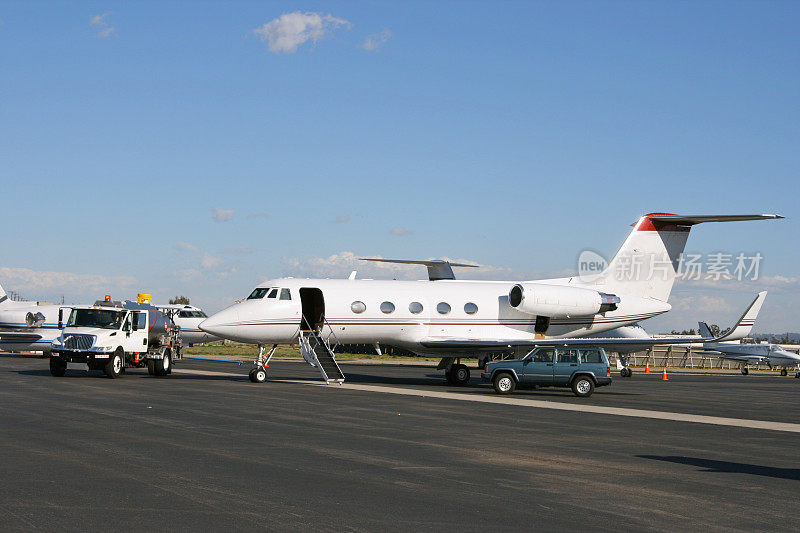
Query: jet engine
25 311 46 327
508 283 620 318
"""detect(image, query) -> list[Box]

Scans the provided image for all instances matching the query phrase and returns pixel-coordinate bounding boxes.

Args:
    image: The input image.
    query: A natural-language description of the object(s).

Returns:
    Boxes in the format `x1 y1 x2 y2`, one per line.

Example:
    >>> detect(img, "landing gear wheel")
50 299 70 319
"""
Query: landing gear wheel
493 372 516 394
795 372 800 379
571 376 595 398
620 367 632 378
154 350 172 377
741 367 749 375
104 349 124 379
781 368 788 377
249 367 267 383
448 364 470 386
49 357 67 377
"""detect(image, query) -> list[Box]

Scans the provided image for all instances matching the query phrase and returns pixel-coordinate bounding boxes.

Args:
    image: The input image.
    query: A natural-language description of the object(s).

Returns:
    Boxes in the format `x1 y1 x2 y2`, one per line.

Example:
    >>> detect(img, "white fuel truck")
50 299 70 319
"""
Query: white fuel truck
50 295 182 378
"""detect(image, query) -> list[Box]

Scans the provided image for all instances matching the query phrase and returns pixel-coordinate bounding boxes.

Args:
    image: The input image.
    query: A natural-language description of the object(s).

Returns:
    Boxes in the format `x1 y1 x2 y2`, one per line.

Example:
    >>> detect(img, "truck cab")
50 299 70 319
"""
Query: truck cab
50 300 180 378
481 346 612 397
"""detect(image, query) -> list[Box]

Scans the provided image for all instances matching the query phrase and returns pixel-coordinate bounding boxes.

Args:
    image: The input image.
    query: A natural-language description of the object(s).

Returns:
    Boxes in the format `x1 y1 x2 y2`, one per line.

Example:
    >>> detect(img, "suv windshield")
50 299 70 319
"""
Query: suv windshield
67 308 127 329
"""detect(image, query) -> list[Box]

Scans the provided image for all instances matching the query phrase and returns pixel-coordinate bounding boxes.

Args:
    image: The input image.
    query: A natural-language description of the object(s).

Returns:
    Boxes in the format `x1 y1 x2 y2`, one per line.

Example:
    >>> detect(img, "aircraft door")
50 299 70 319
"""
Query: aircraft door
522 348 555 383
552 348 579 385
299 288 325 332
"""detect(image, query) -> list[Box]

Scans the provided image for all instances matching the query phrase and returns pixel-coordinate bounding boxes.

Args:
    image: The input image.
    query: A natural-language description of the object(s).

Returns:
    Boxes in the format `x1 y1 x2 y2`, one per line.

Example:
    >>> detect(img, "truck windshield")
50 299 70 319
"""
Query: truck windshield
67 309 126 329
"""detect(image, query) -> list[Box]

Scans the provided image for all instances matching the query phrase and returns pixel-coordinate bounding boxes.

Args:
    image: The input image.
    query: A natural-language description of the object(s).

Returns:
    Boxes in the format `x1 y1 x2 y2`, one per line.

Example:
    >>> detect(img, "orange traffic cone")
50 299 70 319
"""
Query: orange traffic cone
661 368 669 381
645 362 650 373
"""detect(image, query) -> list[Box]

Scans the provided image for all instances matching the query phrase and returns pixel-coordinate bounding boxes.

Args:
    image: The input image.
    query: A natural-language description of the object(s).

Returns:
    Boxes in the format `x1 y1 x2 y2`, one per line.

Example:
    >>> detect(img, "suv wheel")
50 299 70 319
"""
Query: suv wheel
571 376 595 398
493 372 516 394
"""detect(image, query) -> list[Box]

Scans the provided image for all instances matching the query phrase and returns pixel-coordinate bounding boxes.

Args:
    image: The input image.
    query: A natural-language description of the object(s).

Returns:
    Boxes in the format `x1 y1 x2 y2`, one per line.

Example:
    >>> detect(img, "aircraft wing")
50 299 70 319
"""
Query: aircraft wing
717 354 767 363
359 258 479 281
419 336 702 352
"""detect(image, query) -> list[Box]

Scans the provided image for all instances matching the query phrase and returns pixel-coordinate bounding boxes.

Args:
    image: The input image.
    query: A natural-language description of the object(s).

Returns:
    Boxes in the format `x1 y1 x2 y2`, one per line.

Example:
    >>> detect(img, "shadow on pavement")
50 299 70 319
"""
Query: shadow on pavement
637 455 800 481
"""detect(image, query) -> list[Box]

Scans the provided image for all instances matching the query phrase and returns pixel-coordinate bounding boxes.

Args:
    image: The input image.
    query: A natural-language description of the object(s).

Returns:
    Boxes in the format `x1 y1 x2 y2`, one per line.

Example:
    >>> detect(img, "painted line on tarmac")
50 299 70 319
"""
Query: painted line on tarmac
175 368 800 433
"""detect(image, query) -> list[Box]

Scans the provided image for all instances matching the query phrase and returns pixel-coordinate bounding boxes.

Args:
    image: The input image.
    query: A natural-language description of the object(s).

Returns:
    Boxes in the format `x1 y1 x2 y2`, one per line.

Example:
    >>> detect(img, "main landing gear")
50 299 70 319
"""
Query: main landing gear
620 367 633 378
780 368 788 377
249 344 277 384
741 366 749 375
440 358 471 386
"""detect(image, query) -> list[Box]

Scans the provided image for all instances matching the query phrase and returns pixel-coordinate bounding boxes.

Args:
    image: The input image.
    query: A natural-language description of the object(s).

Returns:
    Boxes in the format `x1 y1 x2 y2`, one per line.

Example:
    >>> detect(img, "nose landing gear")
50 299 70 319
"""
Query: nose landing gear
249 344 277 384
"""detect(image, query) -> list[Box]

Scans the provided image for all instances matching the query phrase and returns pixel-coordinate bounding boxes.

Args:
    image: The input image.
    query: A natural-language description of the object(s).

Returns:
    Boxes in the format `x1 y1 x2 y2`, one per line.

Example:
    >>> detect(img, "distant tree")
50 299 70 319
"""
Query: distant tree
169 295 190 305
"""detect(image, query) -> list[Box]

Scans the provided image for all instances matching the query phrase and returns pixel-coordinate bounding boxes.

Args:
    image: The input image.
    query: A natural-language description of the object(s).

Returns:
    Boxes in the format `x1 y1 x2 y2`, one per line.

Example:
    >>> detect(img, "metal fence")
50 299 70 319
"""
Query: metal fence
616 344 800 370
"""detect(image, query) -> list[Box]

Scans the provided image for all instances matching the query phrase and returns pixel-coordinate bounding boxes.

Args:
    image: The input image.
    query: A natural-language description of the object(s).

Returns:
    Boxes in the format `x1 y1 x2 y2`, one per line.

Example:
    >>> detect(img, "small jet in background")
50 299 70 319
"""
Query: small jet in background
0 283 70 355
697 293 800 377
155 304 220 346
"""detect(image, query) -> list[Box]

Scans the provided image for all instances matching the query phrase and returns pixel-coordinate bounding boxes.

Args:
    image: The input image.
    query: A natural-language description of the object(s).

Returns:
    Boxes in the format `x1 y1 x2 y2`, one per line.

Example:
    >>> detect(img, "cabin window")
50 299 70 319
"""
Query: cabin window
280 289 291 301
437 302 451 314
464 302 478 314
267 288 278 298
580 349 603 364
351 301 366 314
247 288 269 299
380 301 395 314
409 302 423 314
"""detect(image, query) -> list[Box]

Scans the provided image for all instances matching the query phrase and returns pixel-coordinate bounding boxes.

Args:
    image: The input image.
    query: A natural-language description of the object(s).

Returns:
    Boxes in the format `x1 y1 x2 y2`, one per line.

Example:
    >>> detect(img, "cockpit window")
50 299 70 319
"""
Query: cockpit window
247 288 270 300
179 310 193 318
195 311 207 318
280 289 291 301
267 288 278 299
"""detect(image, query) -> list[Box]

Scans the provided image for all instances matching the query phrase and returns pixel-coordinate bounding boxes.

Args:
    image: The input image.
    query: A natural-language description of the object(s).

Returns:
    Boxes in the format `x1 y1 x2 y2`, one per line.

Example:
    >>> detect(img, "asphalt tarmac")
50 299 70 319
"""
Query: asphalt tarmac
1 355 799 531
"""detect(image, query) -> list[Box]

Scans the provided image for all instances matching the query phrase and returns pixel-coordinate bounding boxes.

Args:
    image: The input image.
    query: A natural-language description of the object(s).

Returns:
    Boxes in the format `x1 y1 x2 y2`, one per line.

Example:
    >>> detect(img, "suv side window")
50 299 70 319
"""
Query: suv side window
557 349 578 363
580 349 603 363
528 348 555 363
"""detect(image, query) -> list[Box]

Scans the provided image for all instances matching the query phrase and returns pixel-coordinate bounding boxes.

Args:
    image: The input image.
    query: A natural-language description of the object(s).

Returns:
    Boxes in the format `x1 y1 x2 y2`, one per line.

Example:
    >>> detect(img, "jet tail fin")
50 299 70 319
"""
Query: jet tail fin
586 213 783 302
0 281 7 305
700 291 767 342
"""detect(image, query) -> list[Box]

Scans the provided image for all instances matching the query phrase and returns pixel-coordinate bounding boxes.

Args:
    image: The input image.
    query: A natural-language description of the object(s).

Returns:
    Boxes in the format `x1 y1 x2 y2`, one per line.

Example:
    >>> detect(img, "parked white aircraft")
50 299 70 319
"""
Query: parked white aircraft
155 304 220 345
200 213 783 383
0 283 71 354
697 293 800 377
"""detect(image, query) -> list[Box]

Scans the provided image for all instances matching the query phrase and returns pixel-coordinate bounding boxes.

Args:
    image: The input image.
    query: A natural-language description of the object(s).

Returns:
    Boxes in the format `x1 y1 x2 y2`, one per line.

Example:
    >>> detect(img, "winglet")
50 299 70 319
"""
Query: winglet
698 321 713 339
704 291 767 342
360 258 479 281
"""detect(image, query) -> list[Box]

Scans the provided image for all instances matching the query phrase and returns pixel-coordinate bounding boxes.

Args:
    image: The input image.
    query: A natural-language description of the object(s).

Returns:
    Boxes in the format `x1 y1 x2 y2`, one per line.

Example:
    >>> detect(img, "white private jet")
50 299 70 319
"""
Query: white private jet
155 304 220 346
0 283 71 354
696 293 800 377
200 213 784 383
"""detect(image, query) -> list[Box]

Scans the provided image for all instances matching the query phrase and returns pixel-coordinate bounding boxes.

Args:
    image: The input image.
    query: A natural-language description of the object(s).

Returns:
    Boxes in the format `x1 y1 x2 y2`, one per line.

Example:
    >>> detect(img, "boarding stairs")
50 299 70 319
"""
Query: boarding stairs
299 317 345 384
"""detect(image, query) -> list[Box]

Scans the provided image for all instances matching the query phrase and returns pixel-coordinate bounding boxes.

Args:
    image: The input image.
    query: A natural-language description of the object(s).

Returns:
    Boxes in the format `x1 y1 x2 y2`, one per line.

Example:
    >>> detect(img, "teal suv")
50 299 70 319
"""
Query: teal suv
481 347 612 397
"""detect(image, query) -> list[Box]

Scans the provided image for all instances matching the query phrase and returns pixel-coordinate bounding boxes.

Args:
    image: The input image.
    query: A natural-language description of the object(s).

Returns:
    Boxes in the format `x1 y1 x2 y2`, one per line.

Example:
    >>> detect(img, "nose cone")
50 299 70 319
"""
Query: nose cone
199 307 240 339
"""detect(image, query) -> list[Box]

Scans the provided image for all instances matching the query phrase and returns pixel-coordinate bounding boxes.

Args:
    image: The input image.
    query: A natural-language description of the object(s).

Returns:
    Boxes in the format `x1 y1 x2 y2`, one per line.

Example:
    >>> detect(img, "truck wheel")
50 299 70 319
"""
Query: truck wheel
493 372 515 394
147 359 156 375
249 367 267 383
155 351 171 376
49 357 67 377
571 376 595 398
105 349 124 379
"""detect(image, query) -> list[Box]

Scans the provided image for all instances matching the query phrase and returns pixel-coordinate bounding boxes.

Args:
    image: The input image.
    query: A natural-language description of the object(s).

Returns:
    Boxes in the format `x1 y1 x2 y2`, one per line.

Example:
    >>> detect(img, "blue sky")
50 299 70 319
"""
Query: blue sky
1 1 798 332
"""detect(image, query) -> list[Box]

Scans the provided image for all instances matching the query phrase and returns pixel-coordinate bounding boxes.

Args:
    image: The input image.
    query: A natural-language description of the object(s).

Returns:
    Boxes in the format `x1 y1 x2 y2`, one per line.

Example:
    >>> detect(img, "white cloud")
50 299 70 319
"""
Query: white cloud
335 215 351 223
389 226 413 236
173 241 199 253
212 207 235 222
200 253 223 269
0 267 135 302
252 11 351 54
90 13 116 39
360 29 392 51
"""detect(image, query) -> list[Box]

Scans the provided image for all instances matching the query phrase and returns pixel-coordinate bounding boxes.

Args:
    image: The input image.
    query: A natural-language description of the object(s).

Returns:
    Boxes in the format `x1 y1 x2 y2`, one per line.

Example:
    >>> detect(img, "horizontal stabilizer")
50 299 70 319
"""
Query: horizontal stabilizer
643 214 784 226
360 258 479 281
